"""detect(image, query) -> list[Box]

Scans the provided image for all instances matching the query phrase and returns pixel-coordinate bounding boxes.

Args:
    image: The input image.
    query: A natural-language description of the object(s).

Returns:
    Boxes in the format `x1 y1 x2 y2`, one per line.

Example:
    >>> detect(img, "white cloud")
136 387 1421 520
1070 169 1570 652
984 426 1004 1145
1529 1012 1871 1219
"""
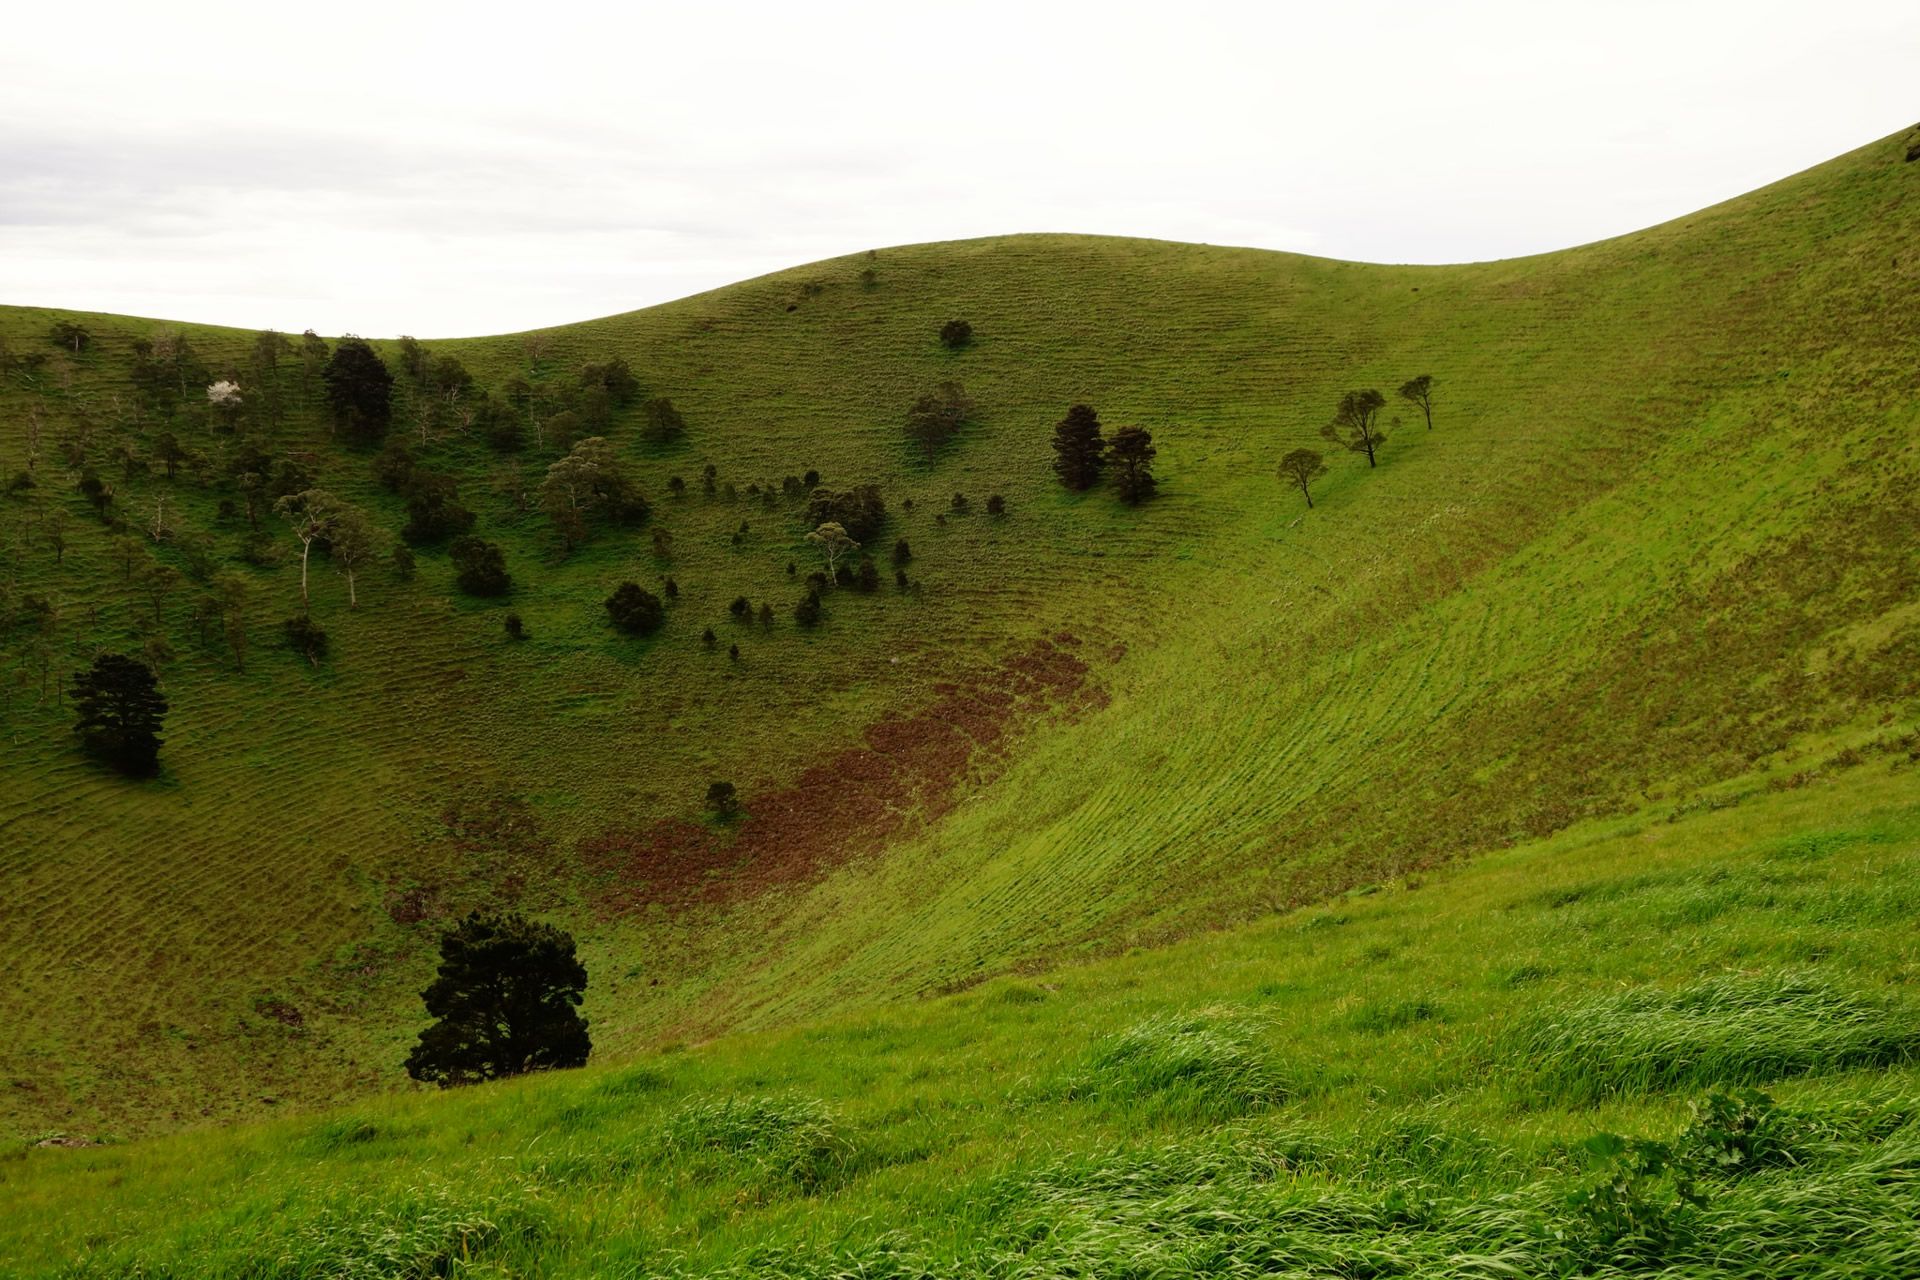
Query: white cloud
2 0 1916 335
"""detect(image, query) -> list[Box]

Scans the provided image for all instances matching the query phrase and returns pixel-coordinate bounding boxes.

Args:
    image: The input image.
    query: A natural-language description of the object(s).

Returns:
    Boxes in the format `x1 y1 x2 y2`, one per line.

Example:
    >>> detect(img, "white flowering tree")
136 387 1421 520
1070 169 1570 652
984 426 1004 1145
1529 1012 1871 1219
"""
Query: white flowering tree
207 380 244 433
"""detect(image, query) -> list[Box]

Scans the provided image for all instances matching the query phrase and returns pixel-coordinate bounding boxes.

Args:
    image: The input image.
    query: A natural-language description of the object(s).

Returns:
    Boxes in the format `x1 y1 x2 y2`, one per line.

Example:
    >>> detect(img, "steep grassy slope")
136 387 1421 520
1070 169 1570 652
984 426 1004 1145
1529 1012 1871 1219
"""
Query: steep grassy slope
2 126 1917 1144
4 757 1918 1276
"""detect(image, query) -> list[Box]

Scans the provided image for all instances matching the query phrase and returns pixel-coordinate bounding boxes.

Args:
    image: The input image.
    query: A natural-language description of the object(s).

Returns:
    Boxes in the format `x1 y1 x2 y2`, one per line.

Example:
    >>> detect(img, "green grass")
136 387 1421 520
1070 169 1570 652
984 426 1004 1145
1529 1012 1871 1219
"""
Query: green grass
0 119 1916 1246
5 760 1920 1275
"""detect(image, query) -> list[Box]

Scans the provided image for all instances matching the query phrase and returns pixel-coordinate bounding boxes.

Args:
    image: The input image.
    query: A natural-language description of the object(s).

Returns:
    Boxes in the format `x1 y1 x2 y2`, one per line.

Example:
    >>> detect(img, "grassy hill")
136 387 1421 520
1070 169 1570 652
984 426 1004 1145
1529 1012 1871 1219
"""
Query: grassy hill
0 117 1916 1207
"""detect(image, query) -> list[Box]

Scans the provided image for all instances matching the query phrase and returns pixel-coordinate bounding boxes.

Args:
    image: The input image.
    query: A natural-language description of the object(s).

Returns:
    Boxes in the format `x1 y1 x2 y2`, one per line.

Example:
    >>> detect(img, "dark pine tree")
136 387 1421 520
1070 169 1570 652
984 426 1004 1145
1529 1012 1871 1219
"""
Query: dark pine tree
72 653 168 776
1108 426 1159 505
323 338 395 446
1052 404 1106 491
403 910 591 1087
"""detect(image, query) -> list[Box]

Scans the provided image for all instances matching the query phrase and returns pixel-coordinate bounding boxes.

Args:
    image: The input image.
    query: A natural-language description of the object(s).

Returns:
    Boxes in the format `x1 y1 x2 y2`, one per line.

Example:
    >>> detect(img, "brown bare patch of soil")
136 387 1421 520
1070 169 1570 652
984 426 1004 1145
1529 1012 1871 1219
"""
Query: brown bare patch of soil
581 636 1103 913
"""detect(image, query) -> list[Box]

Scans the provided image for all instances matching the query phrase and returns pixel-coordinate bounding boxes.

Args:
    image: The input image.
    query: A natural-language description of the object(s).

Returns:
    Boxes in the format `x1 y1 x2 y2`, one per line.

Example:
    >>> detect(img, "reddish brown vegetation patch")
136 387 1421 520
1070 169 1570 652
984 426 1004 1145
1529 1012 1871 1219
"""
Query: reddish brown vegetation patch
581 636 1104 913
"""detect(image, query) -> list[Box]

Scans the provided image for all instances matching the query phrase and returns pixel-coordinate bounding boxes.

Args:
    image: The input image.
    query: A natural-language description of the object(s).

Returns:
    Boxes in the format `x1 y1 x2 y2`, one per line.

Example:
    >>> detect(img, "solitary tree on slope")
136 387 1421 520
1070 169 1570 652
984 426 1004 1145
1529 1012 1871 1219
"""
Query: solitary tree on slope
1278 448 1328 509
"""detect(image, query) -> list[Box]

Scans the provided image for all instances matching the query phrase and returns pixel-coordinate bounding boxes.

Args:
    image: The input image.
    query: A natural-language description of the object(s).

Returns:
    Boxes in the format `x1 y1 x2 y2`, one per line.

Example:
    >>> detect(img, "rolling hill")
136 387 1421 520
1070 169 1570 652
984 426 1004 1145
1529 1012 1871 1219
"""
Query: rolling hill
0 123 1918 1275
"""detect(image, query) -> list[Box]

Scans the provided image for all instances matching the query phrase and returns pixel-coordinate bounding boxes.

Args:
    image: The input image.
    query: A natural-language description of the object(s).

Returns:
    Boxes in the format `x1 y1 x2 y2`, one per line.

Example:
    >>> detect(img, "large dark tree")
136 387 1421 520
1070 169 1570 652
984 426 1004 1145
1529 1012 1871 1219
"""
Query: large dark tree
605 582 666 635
404 910 590 1088
449 535 511 596
1108 426 1159 505
641 397 686 444
1321 389 1388 467
323 338 395 446
72 653 168 776
939 318 973 349
1052 404 1106 491
1398 375 1435 431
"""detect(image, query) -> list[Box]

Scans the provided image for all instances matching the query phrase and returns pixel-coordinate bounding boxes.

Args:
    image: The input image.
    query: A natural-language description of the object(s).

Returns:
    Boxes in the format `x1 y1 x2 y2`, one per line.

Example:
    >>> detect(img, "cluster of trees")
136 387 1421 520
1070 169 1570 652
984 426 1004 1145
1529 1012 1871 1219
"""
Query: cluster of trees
541 437 649 553
1279 376 1437 509
1051 405 1157 504
906 382 975 459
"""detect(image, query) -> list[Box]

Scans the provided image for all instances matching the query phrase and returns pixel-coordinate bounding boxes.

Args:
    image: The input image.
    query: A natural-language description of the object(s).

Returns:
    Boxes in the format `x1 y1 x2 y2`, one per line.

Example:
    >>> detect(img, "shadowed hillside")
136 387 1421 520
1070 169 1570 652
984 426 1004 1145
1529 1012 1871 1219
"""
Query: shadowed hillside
1 124 1916 1150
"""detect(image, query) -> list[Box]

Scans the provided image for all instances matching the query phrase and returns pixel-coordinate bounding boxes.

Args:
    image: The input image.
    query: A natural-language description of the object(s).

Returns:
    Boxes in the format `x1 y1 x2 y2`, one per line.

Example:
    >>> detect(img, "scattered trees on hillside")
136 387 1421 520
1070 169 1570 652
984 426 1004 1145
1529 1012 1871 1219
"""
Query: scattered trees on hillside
1108 427 1159 505
605 581 665 635
450 536 511 597
273 489 341 613
905 382 974 459
1398 375 1435 430
72 653 167 776
404 910 591 1088
1052 404 1106 490
327 503 384 607
206 380 244 432
1278 448 1328 509
940 319 973 349
806 522 860 584
322 338 395 445
1322 389 1387 467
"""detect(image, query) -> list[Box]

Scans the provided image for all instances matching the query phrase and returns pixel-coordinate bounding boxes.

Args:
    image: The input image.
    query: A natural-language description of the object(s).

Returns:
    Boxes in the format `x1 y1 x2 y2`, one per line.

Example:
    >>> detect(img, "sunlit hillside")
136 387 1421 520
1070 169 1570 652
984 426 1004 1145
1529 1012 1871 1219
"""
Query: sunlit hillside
1 119 1916 1165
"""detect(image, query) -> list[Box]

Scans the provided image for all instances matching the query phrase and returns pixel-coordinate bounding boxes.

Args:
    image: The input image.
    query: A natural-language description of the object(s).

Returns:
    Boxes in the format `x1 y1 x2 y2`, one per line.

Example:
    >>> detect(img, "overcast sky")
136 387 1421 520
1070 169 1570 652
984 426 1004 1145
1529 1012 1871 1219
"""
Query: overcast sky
4 1 1916 338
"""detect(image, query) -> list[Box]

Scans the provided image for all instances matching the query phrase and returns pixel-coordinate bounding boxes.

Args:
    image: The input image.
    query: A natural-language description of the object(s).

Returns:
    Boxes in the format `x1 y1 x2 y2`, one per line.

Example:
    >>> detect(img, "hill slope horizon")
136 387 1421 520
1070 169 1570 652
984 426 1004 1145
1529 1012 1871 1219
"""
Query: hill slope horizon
1 124 1917 1155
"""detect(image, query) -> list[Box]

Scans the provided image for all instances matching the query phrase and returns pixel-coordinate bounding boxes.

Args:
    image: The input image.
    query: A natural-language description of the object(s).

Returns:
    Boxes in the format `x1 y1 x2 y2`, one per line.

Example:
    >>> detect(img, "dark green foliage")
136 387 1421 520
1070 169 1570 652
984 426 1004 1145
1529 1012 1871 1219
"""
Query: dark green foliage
390 544 416 581
795 590 823 629
803 469 821 488
47 320 91 353
401 472 476 545
9 470 35 493
702 627 718 650
449 536 511 597
702 463 717 496
758 601 775 631
579 358 640 405
895 568 909 591
667 475 687 498
854 557 880 592
151 431 187 479
950 492 970 514
479 398 524 452
807 485 887 542
939 318 973 349
403 910 590 1088
71 653 167 776
728 643 739 661
729 596 750 620
641 397 686 444
891 538 912 567
283 614 329 667
370 443 416 492
663 577 679 600
1108 426 1158 504
905 382 974 459
706 780 740 819
1052 404 1106 490
1565 1132 1705 1264
986 494 1006 515
1278 448 1327 508
605 583 665 636
1322 389 1388 466
1399 374 1435 430
1677 1088 1796 1176
322 338 395 446
77 469 112 515
504 613 527 641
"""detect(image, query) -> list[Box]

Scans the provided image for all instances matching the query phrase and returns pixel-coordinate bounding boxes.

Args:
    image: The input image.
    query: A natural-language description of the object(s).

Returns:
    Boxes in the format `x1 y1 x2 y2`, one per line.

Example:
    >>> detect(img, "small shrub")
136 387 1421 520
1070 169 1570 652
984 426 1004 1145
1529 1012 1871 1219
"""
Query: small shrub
986 493 1006 515
950 492 970 514
7 470 33 494
729 596 750 619
891 538 912 567
606 583 665 636
667 475 686 497
803 469 821 488
284 615 329 666
758 602 775 631
795 590 822 629
854 557 880 593
705 780 740 819
895 568 909 591
728 643 739 661
939 318 973 349
503 613 527 641
663 576 679 600
701 626 717 651
390 544 415 581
